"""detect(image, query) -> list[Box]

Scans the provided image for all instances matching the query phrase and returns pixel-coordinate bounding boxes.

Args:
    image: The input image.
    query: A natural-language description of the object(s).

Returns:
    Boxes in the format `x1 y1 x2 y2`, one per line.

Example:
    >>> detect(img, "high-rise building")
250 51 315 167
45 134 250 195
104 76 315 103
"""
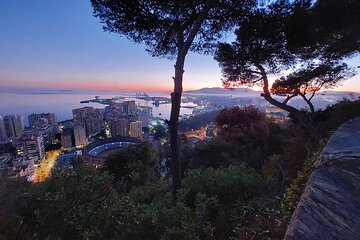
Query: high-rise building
129 100 136 115
28 113 58 132
0 116 7 141
104 104 123 118
28 113 58 146
129 121 143 138
22 133 45 164
108 117 130 137
85 112 103 137
137 106 153 127
93 108 105 132
73 107 94 124
2 115 24 139
103 101 138 138
61 128 73 148
104 100 137 118
73 107 103 137
122 100 136 115
73 124 87 147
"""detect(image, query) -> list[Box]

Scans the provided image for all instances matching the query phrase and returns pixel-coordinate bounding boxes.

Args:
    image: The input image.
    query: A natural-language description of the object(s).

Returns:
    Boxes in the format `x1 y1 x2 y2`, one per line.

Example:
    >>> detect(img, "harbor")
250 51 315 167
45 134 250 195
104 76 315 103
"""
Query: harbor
80 95 125 105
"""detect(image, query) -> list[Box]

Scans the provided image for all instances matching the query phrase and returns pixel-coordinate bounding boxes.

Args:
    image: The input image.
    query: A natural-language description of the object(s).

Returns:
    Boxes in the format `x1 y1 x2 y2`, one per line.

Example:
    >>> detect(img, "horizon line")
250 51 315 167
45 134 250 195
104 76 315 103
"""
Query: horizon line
1 86 360 94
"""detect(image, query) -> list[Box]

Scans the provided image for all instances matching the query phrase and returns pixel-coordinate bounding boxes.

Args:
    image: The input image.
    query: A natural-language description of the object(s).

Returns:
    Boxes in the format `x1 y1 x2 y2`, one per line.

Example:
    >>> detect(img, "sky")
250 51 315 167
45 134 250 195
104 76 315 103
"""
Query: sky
0 0 359 93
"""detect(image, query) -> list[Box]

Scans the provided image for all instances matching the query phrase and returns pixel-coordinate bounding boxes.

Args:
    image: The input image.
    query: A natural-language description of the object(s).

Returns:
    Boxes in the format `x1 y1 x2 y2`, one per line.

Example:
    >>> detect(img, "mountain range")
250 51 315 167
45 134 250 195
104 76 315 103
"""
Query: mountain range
184 87 360 98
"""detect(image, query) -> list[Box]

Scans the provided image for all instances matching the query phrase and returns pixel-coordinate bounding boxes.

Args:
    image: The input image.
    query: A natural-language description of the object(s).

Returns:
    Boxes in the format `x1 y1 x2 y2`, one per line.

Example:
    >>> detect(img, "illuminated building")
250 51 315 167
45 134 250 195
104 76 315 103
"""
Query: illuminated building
122 100 136 115
137 106 153 126
82 136 140 167
73 124 88 147
129 121 143 138
104 100 136 117
28 112 57 130
84 109 104 137
61 128 73 148
107 117 130 137
22 132 45 164
73 106 94 124
28 113 58 142
73 107 103 137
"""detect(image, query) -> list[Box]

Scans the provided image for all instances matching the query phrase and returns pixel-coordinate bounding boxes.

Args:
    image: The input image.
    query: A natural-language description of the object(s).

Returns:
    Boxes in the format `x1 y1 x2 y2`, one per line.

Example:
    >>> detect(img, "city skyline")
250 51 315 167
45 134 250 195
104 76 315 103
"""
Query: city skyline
0 0 359 93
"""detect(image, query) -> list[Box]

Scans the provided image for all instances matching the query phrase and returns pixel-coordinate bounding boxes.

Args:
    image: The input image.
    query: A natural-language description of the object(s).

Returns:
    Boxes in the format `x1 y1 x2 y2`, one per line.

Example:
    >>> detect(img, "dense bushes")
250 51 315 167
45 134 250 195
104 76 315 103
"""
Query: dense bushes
183 165 265 204
104 142 160 192
0 164 273 239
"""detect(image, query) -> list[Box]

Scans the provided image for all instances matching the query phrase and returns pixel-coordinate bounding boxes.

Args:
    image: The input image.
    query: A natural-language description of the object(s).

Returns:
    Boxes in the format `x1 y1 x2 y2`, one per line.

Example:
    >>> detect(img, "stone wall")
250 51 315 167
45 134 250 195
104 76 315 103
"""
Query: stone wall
284 118 360 240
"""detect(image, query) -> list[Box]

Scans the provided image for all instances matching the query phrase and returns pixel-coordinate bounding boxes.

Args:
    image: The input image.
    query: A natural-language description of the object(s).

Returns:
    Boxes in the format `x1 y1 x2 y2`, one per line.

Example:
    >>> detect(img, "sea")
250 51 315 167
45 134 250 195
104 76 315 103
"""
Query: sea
0 90 194 126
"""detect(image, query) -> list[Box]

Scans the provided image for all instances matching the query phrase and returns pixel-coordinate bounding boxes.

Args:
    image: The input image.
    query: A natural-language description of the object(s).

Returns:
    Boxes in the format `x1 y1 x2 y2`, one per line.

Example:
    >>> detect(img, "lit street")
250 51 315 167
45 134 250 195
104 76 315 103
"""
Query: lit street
33 150 60 183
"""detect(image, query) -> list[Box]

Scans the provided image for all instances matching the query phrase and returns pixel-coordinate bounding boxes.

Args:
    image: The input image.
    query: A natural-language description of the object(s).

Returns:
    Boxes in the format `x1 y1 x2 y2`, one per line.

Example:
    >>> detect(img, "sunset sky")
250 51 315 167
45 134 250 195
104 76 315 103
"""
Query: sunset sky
1 0 359 93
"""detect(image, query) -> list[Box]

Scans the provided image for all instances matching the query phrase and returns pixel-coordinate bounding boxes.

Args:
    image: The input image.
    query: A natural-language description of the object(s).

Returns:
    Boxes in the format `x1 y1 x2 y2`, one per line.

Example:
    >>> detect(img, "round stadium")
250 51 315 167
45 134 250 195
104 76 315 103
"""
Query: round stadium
82 136 141 167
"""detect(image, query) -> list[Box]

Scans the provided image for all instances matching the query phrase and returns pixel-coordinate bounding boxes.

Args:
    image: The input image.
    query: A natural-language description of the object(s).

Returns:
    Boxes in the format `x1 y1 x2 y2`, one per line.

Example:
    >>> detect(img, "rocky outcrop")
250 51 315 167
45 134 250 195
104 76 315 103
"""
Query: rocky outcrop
284 118 360 240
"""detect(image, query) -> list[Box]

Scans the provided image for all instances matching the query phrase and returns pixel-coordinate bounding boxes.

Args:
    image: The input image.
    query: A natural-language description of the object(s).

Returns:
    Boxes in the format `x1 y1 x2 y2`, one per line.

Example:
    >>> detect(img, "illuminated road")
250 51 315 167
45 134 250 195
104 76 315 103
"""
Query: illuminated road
185 127 207 139
33 150 60 183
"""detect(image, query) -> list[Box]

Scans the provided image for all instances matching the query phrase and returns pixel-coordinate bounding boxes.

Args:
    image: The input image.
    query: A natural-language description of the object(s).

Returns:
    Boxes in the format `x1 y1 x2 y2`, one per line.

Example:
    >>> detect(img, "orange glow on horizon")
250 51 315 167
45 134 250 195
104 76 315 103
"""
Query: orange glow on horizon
6 80 223 93
3 74 359 93
18 81 174 93
73 83 173 93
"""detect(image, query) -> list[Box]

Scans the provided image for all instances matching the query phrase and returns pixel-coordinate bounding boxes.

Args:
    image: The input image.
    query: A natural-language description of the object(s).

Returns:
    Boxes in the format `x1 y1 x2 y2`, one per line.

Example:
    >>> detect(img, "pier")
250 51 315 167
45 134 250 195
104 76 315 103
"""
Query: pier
80 96 125 105
135 92 191 106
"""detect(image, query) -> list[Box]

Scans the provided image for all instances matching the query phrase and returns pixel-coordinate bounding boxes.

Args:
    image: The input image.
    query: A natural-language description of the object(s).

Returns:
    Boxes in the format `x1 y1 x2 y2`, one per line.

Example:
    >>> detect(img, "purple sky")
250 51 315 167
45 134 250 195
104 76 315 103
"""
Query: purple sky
0 0 359 92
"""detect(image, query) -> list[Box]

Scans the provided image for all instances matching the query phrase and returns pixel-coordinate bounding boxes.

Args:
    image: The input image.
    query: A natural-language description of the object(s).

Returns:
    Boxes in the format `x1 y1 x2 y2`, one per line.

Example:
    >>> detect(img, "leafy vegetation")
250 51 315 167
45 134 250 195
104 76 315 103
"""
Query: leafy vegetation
0 164 273 239
1 98 359 239
104 142 160 191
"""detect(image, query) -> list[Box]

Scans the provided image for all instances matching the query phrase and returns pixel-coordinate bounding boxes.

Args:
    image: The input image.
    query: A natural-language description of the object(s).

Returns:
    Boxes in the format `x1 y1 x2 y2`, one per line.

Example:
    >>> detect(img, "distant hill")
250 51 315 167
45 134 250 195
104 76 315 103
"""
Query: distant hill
184 87 360 99
184 87 260 95
320 90 360 97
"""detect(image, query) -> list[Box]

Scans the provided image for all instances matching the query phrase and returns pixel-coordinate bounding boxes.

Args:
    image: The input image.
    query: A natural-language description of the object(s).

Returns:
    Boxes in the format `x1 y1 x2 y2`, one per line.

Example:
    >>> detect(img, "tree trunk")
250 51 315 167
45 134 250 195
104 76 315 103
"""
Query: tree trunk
167 4 211 201
169 55 185 200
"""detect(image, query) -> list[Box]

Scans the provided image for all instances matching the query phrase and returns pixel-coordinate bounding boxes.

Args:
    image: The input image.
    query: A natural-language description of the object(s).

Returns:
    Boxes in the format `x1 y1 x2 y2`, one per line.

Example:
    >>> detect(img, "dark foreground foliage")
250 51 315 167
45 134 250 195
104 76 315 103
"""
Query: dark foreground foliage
0 164 285 240
0 99 359 239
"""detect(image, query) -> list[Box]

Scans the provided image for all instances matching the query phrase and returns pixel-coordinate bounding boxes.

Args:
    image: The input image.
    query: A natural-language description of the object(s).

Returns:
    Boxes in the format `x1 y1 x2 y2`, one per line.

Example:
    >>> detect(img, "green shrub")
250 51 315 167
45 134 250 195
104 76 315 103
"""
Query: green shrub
183 164 266 204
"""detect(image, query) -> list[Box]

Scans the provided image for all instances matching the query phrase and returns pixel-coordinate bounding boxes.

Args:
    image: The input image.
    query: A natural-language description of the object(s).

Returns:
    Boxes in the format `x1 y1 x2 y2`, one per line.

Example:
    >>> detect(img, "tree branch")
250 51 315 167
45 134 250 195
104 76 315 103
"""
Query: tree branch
252 76 263 84
308 91 316 101
298 92 315 114
247 69 262 75
283 93 298 105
